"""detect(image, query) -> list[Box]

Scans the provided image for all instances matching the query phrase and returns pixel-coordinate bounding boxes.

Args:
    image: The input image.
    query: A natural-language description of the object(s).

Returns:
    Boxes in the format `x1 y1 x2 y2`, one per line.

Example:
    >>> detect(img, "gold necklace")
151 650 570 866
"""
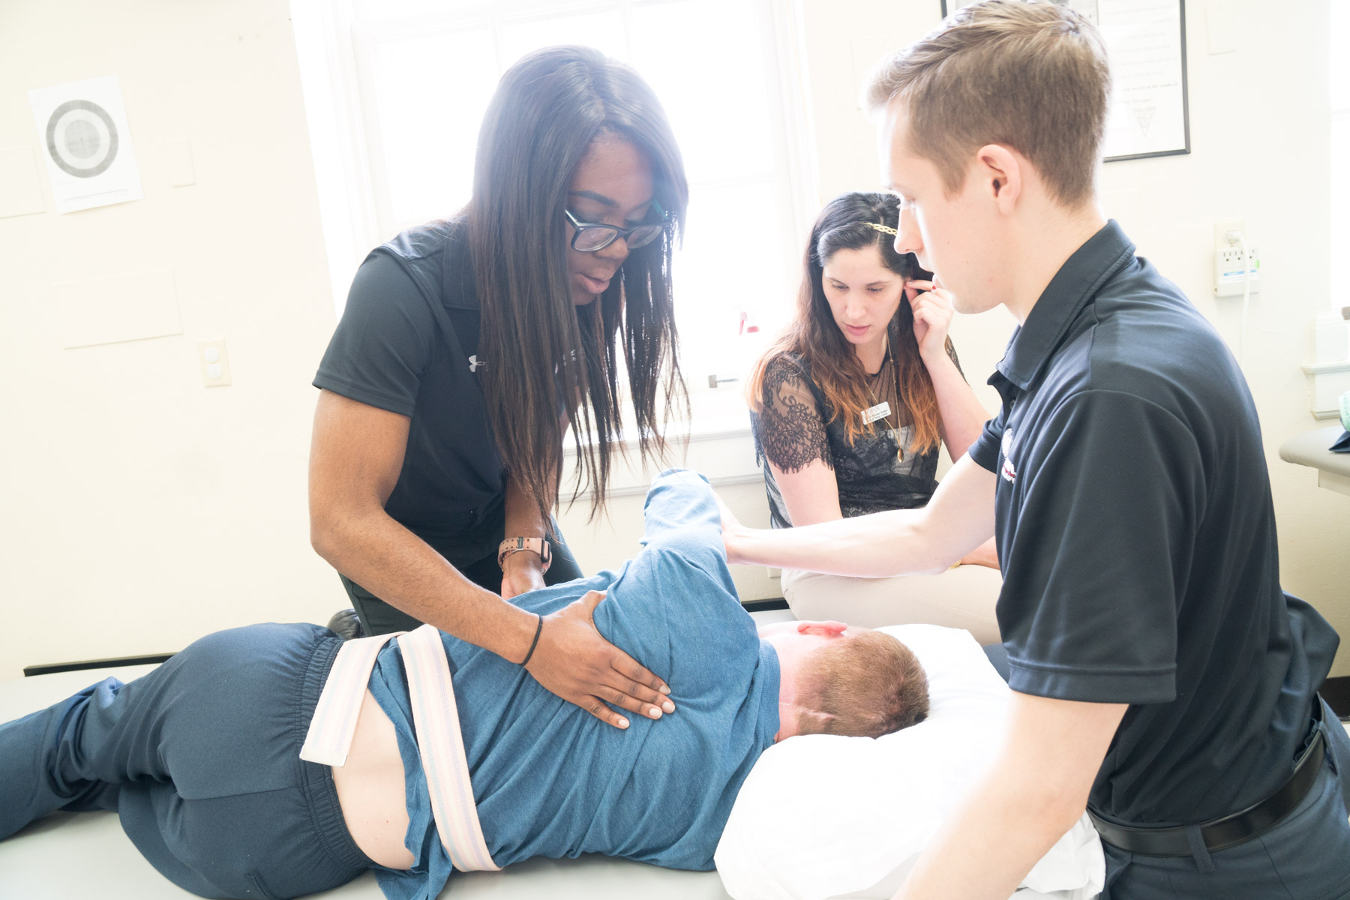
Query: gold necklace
862 335 906 463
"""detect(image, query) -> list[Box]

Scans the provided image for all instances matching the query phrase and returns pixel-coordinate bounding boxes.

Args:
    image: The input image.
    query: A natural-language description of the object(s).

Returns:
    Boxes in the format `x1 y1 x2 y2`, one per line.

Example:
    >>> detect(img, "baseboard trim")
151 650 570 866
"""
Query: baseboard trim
24 653 175 677
741 597 789 613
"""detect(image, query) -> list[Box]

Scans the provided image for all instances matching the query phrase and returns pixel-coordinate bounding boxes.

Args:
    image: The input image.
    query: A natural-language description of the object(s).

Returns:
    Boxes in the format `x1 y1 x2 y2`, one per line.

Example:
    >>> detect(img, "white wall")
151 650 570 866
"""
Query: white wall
0 0 341 677
3 0 1347 679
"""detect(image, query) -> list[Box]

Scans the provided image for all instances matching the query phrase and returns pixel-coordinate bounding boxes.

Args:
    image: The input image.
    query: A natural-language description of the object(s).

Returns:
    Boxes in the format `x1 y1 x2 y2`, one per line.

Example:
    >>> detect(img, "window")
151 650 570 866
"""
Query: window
293 0 815 399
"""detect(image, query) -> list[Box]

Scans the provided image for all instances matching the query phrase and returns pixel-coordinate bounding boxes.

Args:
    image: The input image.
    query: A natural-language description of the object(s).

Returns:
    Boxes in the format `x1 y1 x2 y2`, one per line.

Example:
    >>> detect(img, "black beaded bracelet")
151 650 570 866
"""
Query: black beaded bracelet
520 613 544 667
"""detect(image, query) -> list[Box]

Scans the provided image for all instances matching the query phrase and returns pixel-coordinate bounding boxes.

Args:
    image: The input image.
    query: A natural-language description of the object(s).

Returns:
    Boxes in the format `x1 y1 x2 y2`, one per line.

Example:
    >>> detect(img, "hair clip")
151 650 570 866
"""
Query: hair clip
867 222 898 236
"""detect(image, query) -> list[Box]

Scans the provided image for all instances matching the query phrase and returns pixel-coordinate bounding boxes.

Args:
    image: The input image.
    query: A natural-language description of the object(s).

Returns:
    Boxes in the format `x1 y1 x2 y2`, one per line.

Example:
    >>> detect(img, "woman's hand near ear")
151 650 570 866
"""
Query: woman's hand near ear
903 281 991 461
903 279 955 363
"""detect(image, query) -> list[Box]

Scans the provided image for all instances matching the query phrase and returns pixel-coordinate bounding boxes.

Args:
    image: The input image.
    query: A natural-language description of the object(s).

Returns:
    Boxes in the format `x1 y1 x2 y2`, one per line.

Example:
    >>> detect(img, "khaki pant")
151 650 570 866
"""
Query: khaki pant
780 565 1003 645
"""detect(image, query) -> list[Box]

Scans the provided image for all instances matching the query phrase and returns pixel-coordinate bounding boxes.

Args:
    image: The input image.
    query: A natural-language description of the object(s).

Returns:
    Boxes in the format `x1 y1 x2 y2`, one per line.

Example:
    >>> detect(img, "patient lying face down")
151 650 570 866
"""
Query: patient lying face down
0 470 927 900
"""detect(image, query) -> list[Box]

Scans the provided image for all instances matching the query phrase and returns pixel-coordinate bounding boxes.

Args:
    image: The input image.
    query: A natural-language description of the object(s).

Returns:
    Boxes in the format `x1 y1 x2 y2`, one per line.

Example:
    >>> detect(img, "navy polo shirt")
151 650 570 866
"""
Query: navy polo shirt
968 220 1339 825
315 217 506 567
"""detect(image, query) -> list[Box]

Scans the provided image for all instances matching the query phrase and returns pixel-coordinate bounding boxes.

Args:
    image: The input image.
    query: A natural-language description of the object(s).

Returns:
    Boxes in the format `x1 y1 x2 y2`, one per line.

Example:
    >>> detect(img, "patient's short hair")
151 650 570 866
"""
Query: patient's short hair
796 629 929 738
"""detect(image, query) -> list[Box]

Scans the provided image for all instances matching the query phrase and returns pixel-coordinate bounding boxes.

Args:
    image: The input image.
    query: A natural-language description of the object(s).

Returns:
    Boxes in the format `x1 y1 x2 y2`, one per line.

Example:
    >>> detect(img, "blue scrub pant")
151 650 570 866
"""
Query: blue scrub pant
0 623 372 899
1101 697 1350 899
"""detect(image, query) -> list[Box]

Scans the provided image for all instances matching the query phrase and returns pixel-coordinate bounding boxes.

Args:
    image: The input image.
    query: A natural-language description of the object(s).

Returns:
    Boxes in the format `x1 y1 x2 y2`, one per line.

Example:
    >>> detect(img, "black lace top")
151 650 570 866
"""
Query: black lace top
750 353 941 529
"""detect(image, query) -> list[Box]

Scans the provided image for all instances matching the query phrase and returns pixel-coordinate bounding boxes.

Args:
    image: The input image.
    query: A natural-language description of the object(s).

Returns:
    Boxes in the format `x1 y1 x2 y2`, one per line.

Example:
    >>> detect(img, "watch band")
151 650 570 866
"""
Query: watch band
497 536 551 573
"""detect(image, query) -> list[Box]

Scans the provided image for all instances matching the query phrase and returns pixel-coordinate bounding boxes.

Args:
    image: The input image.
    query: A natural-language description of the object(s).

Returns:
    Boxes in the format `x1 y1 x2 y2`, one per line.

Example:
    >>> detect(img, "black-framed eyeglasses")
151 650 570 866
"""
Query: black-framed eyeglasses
564 203 667 253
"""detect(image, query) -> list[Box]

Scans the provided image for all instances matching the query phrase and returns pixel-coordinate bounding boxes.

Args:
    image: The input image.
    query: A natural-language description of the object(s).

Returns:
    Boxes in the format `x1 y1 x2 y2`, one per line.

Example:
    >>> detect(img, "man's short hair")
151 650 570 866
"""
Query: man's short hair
796 629 929 738
866 0 1110 207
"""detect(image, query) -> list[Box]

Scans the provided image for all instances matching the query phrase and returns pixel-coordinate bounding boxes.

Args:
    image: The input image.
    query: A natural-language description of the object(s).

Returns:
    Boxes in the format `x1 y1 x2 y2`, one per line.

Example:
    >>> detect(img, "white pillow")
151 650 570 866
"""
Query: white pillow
714 624 1104 900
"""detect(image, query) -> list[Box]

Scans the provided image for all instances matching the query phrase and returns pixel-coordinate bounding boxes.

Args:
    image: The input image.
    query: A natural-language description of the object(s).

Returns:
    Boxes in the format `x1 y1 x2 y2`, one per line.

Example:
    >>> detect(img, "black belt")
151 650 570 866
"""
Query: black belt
1088 713 1327 857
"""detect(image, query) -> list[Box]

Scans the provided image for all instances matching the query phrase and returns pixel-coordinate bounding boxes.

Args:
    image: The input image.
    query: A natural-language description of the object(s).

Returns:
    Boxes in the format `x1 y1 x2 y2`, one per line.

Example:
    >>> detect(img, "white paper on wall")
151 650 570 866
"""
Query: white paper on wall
29 76 143 214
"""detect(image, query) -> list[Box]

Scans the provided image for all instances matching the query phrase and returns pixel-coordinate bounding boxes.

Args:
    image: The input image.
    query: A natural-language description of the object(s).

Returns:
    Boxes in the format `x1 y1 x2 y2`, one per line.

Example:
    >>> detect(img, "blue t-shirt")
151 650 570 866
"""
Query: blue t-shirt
366 470 781 899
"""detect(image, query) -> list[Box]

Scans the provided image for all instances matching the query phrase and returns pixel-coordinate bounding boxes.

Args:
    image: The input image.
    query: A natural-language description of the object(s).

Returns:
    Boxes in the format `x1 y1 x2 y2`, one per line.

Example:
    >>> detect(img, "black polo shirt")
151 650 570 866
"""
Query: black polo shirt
968 220 1339 825
315 217 506 567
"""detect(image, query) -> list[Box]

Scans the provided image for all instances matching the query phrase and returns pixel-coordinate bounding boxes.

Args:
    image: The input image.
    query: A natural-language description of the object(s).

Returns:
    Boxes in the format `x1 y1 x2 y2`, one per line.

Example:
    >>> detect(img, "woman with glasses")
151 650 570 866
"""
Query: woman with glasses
308 46 688 730
747 191 1002 643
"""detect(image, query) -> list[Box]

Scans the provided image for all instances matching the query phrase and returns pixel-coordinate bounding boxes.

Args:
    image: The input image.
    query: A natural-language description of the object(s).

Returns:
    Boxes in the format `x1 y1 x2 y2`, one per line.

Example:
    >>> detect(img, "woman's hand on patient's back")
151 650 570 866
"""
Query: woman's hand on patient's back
527 589 675 729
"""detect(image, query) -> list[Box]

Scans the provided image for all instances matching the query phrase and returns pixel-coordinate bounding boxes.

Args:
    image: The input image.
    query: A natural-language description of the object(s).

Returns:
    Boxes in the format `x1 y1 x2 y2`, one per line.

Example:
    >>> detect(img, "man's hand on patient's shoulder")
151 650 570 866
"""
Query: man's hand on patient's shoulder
526 589 677 729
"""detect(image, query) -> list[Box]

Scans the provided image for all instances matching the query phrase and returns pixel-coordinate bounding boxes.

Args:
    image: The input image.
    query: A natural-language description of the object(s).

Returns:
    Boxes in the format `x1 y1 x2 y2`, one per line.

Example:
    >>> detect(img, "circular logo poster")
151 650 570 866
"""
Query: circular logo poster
46 99 120 179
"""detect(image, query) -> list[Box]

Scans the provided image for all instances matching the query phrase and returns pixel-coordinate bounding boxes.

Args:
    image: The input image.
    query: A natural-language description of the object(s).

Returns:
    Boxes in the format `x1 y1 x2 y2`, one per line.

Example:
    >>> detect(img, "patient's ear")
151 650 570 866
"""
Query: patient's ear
796 621 847 638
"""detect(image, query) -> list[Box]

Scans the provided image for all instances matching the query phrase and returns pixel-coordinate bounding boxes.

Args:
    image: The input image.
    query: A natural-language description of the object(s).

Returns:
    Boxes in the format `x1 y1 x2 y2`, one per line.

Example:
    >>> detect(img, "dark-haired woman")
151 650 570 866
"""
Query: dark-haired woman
747 191 1001 643
309 46 688 729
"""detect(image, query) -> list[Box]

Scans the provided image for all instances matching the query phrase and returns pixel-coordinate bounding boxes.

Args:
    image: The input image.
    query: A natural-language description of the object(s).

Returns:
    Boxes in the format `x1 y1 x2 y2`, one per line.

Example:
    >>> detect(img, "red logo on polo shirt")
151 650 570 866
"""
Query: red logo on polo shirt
1000 429 1017 483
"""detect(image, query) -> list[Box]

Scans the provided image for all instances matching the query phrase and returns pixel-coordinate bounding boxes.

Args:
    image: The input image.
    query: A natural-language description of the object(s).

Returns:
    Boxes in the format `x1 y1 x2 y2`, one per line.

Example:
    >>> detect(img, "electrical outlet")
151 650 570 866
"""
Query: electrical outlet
1214 245 1260 297
1213 219 1261 297
198 339 232 387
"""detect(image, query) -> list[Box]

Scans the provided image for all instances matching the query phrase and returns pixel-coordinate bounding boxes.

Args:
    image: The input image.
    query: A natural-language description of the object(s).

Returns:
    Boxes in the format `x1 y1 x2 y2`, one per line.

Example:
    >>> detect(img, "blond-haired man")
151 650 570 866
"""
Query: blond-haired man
722 2 1350 897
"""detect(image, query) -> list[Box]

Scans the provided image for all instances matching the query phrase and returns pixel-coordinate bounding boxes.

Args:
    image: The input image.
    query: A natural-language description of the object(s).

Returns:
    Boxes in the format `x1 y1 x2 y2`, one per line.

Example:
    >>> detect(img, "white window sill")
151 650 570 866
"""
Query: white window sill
560 385 761 499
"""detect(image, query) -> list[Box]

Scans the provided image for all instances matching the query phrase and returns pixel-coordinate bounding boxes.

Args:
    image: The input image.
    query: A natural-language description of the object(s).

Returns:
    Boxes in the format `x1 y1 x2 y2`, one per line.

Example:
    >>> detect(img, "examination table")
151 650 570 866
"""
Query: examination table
0 621 1116 899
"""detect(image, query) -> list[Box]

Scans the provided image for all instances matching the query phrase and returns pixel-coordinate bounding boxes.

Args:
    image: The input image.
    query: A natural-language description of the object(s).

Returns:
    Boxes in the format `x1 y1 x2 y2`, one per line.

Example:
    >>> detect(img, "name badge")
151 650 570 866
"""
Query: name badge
862 401 891 425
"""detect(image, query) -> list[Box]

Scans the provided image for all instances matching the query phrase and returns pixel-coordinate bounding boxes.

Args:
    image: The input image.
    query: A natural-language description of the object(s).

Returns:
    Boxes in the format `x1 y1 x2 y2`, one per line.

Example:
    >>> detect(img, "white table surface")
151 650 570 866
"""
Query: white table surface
1279 425 1350 496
